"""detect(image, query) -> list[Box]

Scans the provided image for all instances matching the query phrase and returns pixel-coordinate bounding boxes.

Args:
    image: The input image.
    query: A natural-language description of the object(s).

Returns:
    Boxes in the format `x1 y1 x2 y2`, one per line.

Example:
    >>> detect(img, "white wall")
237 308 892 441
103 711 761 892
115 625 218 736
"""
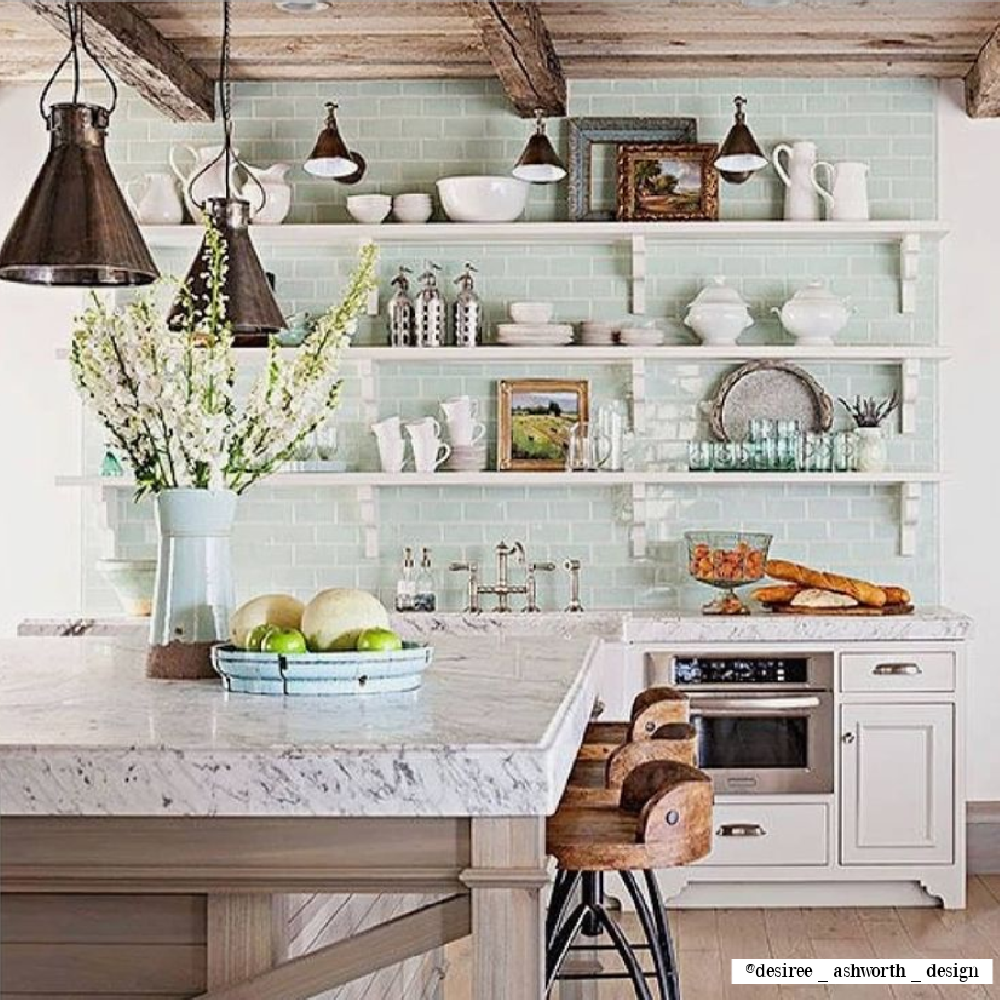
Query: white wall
939 79 1000 801
0 86 82 636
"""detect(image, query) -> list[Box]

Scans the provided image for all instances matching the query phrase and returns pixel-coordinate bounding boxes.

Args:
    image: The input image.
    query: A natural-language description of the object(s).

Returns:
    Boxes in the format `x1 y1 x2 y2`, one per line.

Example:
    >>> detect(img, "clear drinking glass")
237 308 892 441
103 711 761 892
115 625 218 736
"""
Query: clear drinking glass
748 417 776 442
833 430 856 473
566 422 608 472
597 400 629 473
688 441 714 472
313 422 339 462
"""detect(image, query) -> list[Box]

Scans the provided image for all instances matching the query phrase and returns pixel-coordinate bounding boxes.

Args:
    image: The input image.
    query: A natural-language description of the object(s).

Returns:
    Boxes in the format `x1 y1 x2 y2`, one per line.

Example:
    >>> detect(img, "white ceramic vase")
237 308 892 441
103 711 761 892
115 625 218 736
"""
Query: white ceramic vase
854 427 887 473
147 488 237 679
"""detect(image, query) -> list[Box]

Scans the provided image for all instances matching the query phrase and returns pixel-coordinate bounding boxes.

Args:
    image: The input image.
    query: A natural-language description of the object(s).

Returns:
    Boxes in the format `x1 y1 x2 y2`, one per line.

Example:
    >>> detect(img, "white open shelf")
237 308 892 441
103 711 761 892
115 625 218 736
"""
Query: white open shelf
141 219 948 317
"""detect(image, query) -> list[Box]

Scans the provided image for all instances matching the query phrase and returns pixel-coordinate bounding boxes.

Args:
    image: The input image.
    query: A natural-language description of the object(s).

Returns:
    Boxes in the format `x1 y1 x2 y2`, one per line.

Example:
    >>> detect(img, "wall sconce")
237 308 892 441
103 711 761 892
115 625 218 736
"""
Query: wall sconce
513 109 566 184
716 96 767 186
304 102 366 184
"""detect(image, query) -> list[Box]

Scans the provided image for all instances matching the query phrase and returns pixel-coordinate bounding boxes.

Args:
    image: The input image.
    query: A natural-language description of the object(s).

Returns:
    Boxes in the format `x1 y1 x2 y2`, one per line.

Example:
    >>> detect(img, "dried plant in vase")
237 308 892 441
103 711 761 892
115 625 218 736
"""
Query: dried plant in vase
838 393 898 474
68 219 378 679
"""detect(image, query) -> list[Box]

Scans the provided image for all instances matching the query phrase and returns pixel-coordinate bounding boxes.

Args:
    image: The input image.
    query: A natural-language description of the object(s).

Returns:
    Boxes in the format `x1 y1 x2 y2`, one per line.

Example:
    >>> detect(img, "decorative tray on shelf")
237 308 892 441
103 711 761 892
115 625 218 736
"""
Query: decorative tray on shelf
212 642 434 696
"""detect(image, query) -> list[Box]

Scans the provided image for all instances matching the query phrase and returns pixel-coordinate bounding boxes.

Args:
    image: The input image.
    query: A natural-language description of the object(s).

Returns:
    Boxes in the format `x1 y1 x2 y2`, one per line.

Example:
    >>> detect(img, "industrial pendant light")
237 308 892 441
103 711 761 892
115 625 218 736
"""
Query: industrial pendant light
171 0 284 347
0 3 157 286
513 109 566 184
304 102 365 183
715 95 767 185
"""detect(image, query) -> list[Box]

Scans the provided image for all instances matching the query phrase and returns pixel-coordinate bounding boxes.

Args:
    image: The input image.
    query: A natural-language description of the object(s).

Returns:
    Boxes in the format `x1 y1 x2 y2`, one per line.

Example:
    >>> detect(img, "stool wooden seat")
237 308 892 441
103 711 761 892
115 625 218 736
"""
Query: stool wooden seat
579 687 690 761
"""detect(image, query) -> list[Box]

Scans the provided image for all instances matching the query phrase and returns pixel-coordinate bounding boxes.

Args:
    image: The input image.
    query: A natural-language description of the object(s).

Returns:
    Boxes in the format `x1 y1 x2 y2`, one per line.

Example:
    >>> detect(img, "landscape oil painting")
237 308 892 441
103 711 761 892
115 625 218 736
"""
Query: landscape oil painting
616 142 719 221
498 379 590 471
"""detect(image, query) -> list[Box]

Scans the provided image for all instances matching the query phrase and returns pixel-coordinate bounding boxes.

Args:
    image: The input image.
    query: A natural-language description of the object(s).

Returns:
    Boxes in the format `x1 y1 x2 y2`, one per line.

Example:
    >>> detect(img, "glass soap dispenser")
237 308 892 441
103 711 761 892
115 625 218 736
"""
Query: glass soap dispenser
415 262 445 347
395 547 416 612
414 547 437 612
387 266 415 347
452 262 483 347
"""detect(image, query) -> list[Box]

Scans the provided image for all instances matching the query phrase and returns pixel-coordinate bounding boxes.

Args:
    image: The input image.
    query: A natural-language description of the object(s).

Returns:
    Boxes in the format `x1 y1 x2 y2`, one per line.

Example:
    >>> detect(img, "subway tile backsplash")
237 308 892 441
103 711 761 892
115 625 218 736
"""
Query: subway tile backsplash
81 77 940 614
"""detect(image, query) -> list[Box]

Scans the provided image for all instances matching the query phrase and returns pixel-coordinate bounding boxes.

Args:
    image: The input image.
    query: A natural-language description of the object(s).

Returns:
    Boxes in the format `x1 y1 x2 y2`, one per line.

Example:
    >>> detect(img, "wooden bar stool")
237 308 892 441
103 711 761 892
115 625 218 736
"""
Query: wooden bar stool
580 687 690 762
547 760 713 999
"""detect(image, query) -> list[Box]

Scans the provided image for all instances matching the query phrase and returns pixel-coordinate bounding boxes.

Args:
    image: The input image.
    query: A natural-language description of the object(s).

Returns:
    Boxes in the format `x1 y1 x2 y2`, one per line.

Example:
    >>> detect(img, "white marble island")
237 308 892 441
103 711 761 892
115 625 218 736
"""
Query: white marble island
0 633 603 1000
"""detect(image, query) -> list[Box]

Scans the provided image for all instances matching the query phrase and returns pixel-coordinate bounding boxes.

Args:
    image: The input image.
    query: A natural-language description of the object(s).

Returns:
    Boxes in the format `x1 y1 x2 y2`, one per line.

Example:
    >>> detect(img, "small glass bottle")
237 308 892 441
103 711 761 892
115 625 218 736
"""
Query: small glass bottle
395 547 416 612
414 547 437 612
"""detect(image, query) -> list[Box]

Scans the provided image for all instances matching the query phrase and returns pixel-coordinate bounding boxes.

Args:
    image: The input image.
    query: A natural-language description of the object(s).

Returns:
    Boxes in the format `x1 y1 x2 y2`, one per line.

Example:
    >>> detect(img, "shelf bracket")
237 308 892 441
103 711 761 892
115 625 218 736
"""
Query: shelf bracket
630 358 647 435
900 482 921 557
630 483 647 559
358 485 378 560
899 233 920 314
901 358 920 435
631 235 646 315
357 358 378 427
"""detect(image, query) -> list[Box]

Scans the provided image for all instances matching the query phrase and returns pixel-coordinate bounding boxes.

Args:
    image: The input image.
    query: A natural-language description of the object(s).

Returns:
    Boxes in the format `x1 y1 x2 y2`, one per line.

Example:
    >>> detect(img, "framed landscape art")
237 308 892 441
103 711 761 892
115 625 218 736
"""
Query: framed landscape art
498 379 590 472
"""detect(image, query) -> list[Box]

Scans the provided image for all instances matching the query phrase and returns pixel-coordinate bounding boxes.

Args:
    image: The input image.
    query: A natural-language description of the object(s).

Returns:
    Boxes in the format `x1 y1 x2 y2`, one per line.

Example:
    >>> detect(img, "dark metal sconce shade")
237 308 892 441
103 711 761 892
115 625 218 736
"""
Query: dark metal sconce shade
716 95 767 184
304 102 366 183
513 110 566 184
0 102 158 286
172 198 284 348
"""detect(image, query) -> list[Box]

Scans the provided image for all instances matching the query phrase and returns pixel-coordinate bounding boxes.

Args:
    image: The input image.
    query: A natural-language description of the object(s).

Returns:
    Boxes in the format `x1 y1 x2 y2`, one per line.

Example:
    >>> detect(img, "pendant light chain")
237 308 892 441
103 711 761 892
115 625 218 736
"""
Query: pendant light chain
220 0 233 202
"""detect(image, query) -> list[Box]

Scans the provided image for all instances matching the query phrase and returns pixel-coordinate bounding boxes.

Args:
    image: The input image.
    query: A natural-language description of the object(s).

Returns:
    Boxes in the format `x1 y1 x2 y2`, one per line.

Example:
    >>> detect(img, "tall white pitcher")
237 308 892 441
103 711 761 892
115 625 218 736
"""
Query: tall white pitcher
810 161 870 222
772 141 819 221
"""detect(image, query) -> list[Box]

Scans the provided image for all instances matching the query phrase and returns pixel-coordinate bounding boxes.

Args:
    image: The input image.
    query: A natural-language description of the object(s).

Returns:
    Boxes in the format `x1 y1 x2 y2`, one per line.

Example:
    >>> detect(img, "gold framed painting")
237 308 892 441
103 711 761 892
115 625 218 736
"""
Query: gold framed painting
616 142 720 222
498 379 590 472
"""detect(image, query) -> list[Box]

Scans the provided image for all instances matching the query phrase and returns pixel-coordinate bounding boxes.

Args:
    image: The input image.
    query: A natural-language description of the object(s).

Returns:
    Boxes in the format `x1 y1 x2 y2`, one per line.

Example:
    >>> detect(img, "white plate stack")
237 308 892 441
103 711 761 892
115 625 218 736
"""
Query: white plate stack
496 302 574 347
618 326 665 347
578 321 617 346
447 444 488 472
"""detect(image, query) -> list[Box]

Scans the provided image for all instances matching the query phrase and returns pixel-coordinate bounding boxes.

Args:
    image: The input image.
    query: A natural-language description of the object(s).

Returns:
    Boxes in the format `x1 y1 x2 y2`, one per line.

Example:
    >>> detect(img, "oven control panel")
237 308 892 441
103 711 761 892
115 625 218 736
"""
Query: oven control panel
673 657 810 685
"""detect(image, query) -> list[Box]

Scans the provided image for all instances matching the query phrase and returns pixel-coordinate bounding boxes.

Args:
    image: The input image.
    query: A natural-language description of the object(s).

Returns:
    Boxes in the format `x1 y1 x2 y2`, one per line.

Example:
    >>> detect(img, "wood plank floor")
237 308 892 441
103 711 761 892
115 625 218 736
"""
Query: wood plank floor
443 878 1000 999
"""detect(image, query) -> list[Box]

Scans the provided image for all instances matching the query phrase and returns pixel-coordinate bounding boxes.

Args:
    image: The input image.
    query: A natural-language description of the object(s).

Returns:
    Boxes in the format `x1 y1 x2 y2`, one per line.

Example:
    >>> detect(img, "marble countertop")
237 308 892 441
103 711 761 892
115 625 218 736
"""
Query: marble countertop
0 633 600 819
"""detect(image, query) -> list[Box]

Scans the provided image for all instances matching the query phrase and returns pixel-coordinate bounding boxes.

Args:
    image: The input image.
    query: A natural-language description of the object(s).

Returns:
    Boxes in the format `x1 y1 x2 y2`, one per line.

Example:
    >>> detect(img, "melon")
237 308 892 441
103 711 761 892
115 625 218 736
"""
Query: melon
230 594 305 650
302 589 391 652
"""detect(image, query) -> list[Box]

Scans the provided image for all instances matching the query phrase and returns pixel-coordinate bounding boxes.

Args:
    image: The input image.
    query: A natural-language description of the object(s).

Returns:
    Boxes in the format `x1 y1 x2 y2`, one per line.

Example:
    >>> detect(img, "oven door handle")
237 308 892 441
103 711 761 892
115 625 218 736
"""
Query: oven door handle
688 695 822 712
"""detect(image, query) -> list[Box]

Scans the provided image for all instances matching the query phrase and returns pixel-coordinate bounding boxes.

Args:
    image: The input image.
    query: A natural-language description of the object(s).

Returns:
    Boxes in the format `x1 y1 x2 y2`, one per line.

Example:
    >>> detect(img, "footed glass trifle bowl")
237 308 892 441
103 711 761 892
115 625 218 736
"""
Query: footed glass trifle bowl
685 531 772 615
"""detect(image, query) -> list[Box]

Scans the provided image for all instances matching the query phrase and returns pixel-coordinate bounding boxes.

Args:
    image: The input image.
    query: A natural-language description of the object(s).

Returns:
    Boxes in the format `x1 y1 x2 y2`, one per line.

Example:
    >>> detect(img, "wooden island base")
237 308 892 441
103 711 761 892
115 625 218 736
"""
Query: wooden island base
1 815 551 1000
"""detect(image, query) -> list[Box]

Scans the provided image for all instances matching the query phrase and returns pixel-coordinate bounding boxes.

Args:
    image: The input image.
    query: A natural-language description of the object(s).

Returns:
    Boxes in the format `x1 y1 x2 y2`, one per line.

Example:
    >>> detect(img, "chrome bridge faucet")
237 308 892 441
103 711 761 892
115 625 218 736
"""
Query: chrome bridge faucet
450 540 556 613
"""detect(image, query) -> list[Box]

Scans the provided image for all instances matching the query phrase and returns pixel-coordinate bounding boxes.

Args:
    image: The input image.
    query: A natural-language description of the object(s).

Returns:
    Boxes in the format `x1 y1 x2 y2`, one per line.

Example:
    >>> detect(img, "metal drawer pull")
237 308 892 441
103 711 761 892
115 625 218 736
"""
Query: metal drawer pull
873 663 922 677
716 823 766 838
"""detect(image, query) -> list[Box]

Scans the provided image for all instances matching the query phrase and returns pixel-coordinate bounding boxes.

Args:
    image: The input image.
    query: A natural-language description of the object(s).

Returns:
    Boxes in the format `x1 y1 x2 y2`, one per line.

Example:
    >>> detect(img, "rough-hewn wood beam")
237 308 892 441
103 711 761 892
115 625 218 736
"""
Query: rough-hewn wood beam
461 1 566 117
966 22 1000 117
21 1 214 122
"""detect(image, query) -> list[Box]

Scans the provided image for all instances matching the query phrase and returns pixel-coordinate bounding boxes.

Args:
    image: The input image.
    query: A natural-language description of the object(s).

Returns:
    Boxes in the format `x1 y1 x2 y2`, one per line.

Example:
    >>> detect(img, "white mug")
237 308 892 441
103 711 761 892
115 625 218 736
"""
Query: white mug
411 436 450 473
445 415 486 448
404 416 442 444
371 415 403 444
375 436 407 474
810 160 870 222
441 396 479 424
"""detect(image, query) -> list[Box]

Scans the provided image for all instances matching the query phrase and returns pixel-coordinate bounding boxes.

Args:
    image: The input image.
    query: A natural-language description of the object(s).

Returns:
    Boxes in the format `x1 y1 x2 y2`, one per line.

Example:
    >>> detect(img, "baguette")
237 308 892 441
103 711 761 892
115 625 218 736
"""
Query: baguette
764 559 888 607
881 586 912 606
752 584 803 605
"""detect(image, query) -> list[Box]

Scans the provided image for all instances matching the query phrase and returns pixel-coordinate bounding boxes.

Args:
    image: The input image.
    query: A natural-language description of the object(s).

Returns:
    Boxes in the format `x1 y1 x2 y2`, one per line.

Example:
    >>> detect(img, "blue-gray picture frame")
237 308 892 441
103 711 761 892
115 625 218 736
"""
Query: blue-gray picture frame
568 117 699 222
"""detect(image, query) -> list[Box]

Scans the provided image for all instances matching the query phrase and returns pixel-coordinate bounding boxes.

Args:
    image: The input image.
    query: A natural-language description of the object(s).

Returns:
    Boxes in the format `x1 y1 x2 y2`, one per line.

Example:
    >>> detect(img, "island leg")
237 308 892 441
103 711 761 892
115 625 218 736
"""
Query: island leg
462 817 550 1000
206 894 284 987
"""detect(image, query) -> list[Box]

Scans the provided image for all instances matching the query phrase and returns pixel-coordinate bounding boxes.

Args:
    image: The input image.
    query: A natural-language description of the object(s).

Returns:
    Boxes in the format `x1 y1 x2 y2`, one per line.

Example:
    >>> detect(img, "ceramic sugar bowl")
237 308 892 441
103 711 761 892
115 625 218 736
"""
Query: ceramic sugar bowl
773 280 853 345
684 277 754 345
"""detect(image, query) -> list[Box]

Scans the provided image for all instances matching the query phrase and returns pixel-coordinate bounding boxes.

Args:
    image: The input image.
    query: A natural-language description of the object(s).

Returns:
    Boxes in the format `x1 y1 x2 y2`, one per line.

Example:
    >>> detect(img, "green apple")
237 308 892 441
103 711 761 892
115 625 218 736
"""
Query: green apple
245 623 277 652
262 628 308 655
356 628 404 653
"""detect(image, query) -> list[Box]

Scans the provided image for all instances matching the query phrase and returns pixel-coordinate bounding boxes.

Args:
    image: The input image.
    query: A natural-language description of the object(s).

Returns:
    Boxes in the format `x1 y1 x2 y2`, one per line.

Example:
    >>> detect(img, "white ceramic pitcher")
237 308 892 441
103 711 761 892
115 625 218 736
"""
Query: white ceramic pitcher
125 172 184 225
244 163 292 225
772 141 820 221
810 160 870 222
169 144 238 223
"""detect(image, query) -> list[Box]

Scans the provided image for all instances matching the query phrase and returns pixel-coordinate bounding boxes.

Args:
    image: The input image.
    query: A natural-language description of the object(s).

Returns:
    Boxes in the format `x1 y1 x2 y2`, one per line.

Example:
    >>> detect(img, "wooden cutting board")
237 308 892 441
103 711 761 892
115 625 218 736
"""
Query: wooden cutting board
771 604 914 617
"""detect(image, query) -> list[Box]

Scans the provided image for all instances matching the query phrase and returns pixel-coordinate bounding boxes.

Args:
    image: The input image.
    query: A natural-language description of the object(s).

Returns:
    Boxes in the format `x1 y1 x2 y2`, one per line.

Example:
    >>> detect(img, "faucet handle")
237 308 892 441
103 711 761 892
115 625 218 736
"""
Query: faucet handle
564 559 582 572
449 561 478 573
530 561 557 573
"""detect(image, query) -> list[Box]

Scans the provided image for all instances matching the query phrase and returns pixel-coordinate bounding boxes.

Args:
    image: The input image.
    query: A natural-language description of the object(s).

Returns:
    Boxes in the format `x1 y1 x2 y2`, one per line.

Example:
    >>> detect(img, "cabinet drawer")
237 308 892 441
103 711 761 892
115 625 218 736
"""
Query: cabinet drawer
702 803 829 867
840 652 955 693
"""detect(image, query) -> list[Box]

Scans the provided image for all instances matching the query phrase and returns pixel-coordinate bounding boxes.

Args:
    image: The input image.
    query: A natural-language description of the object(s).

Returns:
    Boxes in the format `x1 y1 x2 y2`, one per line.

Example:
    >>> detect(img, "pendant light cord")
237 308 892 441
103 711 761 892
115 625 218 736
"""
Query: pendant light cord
39 2 117 120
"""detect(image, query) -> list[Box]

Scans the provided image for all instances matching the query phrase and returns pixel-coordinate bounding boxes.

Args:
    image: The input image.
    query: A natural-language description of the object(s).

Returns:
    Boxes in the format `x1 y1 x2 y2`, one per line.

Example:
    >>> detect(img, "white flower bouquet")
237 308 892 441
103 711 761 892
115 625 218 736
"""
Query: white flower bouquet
70 224 377 497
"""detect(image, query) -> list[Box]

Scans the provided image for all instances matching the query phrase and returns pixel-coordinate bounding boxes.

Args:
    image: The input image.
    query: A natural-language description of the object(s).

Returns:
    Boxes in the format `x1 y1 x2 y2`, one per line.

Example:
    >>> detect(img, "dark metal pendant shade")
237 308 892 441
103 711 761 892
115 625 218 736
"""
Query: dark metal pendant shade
304 102 366 183
173 198 284 347
0 103 158 286
513 109 566 185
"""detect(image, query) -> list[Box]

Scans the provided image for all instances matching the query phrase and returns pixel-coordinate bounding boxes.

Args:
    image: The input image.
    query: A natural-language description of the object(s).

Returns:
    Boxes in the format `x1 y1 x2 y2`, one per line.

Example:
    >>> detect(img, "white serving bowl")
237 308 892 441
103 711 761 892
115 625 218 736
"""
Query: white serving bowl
436 176 528 223
346 194 391 224
393 192 433 223
96 559 157 617
510 301 554 324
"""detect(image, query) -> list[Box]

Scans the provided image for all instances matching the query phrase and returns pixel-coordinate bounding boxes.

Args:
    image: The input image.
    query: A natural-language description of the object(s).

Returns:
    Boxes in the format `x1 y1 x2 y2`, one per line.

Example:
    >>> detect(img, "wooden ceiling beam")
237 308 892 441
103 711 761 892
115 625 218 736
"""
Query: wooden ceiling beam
460 1 566 117
966 22 1000 117
20 1 214 122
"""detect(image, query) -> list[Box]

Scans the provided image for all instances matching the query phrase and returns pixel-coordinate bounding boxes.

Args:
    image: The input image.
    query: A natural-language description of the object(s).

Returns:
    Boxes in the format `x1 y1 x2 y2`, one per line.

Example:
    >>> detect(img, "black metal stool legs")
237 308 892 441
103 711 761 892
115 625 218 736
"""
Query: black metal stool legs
645 868 681 1000
622 870 672 1000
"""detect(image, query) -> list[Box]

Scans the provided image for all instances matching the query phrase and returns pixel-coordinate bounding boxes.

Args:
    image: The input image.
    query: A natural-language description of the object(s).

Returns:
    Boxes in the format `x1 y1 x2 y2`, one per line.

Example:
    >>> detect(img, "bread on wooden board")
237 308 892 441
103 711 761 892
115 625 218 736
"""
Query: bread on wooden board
764 560 888 607
790 588 859 609
752 584 803 605
881 586 912 606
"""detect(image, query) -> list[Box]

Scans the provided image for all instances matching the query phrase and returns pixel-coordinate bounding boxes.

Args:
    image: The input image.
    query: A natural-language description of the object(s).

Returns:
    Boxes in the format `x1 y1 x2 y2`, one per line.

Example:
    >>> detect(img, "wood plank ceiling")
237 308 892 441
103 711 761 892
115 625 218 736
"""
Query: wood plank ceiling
1 1 1000 116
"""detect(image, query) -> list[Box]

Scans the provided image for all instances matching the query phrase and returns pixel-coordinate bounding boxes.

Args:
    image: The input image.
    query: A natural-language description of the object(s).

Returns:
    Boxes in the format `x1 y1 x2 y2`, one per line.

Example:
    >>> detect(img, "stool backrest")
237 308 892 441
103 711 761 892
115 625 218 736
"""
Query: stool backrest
605 723 698 789
628 686 689 741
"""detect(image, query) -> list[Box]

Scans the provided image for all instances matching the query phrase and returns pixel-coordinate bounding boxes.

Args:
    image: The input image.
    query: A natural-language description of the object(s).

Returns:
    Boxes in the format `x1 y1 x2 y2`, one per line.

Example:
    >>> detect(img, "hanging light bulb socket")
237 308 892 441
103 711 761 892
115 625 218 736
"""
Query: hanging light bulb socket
716 95 768 186
170 0 284 345
513 109 566 185
304 102 366 183
0 2 157 287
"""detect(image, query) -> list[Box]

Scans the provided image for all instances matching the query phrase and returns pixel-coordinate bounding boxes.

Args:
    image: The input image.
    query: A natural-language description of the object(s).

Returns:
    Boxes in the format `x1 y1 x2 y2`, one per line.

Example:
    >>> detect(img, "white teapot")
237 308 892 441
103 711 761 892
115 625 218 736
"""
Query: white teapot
772 281 853 345
125 172 184 225
243 163 292 225
684 277 754 345
169 144 239 223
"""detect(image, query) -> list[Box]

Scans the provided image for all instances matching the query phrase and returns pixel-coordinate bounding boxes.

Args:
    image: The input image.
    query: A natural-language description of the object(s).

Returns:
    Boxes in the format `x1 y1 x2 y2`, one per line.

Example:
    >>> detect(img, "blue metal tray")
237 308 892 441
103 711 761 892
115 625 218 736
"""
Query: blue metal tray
212 642 433 696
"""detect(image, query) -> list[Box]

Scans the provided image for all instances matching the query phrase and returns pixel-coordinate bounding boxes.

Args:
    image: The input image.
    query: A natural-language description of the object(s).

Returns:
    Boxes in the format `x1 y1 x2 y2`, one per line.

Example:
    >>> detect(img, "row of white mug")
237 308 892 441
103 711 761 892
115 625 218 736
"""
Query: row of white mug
371 395 485 473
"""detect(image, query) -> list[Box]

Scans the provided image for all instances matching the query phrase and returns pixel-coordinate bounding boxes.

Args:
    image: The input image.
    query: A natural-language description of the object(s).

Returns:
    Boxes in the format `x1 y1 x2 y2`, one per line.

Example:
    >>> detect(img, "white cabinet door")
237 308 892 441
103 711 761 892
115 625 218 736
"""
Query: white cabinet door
841 704 953 865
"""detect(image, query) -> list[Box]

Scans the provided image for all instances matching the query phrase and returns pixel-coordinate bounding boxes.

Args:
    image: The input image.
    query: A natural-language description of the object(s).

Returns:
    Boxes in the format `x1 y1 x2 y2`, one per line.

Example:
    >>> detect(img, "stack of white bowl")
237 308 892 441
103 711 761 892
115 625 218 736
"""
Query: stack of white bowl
496 303 574 347
579 318 665 347
578 320 617 346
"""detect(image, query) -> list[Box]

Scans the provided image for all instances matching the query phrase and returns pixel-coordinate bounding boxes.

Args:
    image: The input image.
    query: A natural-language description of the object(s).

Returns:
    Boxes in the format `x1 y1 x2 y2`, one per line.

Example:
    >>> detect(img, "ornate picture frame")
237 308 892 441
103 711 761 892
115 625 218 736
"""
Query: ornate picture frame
568 117 698 222
498 379 590 471
616 143 720 222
